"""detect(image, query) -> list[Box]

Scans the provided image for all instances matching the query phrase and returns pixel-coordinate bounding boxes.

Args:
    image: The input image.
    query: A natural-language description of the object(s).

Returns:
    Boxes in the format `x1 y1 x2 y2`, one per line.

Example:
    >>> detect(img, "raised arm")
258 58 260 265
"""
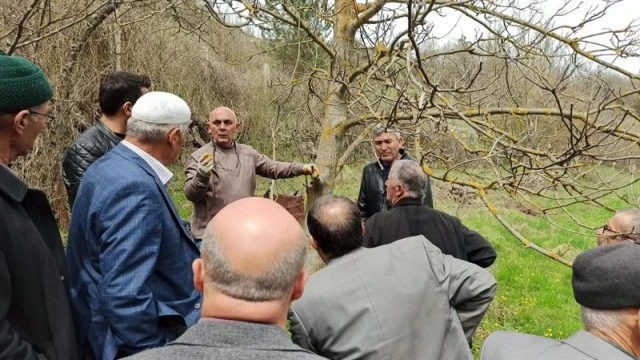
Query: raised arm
184 152 211 203
252 147 304 179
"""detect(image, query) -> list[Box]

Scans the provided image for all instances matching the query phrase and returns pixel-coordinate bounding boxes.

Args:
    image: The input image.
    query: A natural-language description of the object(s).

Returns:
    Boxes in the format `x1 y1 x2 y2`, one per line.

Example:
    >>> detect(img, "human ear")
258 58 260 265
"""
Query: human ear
309 236 318 251
13 110 30 135
291 270 308 301
122 102 133 116
192 259 205 293
168 127 182 145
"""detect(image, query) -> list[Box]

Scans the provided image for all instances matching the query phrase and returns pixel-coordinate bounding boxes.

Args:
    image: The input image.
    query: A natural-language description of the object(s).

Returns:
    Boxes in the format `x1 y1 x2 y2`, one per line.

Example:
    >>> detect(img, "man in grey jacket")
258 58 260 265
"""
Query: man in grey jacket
481 241 640 360
289 195 496 360
125 197 325 360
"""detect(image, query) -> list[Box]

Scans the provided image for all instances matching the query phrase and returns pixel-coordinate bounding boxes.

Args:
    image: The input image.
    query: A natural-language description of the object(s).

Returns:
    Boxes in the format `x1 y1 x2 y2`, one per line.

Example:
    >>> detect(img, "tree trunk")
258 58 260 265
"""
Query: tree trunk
306 0 357 205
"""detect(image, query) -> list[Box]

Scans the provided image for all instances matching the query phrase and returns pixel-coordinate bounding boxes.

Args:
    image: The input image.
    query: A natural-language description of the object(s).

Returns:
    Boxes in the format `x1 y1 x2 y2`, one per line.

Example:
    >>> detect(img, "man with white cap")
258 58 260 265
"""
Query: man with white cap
66 91 201 360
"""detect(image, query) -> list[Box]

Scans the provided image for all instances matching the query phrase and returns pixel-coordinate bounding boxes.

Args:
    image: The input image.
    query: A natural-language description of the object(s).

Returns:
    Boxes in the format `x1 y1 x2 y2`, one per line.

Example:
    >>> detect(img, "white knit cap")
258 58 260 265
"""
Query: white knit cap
131 91 191 124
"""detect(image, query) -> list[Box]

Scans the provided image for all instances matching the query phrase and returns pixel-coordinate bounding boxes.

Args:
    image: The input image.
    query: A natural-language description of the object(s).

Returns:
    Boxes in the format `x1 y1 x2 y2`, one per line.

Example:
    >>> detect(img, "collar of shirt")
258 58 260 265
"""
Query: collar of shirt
122 140 173 186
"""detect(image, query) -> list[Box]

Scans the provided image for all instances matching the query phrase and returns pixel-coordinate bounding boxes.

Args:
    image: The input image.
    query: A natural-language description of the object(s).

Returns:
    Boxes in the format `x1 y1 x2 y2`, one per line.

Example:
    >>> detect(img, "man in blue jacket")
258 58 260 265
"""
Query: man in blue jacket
66 91 200 360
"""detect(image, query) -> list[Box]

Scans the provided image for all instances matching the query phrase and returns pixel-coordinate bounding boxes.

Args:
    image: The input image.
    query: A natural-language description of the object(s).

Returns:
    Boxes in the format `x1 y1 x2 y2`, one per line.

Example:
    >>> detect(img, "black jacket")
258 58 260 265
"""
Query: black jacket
0 165 79 360
62 121 122 208
363 197 497 268
357 150 433 220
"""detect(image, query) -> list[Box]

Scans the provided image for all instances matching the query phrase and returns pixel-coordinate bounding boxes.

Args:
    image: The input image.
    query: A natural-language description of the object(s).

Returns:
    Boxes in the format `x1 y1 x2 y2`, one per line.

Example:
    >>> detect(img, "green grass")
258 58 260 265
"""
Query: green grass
167 163 626 358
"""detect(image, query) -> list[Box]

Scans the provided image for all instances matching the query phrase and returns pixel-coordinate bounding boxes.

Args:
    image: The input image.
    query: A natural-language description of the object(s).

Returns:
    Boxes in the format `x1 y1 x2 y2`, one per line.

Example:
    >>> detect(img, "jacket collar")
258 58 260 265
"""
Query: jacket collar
376 148 411 169
0 164 28 203
327 247 366 266
111 144 195 243
97 120 124 142
171 319 308 352
392 197 423 208
562 330 636 359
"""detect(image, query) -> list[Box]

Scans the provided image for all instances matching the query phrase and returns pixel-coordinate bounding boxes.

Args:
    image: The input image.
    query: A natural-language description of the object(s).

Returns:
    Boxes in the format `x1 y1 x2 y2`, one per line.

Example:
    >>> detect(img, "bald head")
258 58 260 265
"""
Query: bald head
201 197 307 301
210 107 236 122
597 209 640 245
307 195 362 260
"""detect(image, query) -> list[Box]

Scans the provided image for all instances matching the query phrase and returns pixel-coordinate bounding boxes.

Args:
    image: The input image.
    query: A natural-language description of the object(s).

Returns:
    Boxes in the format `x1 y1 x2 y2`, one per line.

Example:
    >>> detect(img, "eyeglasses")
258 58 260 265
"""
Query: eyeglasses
29 110 55 123
594 224 638 238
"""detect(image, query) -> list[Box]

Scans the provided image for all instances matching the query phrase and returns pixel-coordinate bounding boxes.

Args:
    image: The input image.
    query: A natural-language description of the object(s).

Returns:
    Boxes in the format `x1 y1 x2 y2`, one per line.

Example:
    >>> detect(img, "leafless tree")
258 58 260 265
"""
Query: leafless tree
203 0 640 265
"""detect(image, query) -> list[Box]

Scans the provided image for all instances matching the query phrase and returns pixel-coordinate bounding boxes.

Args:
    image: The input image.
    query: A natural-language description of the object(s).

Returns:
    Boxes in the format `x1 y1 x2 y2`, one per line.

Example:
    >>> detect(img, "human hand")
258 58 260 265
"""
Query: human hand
198 153 214 177
302 164 320 178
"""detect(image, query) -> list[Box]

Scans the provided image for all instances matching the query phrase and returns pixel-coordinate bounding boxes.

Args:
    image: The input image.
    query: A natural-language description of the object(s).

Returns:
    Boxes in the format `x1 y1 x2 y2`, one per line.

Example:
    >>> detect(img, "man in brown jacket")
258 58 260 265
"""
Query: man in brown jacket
185 106 318 243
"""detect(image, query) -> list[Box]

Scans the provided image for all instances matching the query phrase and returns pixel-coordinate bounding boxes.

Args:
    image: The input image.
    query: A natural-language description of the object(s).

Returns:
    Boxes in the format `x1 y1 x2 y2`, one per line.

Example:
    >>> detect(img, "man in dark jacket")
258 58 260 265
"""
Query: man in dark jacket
364 159 496 268
62 72 150 208
0 51 79 359
357 124 433 220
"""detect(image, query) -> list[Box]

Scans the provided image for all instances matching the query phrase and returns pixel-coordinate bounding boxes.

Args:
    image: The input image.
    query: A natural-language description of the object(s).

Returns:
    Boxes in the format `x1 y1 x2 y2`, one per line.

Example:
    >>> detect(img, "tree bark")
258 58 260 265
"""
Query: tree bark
306 0 358 204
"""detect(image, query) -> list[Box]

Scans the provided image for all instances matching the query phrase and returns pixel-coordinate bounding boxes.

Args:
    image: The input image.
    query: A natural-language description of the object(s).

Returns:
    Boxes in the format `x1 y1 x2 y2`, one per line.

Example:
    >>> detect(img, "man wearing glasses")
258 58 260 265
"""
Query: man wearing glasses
184 106 319 245
595 209 640 246
0 51 79 359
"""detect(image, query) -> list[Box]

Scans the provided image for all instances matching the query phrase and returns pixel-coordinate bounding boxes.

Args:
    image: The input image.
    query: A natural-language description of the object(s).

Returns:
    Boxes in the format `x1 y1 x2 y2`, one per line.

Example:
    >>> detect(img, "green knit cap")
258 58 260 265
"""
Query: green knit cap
0 50 53 112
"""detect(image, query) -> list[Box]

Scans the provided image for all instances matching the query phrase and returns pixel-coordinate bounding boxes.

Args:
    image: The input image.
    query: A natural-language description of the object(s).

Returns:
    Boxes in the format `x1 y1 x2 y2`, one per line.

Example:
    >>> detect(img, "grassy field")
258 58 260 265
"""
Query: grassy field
167 163 624 357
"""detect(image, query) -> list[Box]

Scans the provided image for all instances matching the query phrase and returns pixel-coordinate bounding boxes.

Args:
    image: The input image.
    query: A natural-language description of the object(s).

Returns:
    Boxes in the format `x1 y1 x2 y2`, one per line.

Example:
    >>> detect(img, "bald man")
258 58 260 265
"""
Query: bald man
125 197 325 359
595 209 640 246
185 107 319 245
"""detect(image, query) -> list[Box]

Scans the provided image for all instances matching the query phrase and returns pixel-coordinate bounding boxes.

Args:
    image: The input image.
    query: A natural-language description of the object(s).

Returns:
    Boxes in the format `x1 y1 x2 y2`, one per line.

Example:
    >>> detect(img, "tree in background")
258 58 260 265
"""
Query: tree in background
204 0 640 265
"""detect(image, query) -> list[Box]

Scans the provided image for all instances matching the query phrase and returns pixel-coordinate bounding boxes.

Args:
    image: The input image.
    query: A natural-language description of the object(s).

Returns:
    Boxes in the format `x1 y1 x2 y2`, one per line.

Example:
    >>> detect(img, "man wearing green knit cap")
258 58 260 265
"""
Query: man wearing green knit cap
0 51 79 359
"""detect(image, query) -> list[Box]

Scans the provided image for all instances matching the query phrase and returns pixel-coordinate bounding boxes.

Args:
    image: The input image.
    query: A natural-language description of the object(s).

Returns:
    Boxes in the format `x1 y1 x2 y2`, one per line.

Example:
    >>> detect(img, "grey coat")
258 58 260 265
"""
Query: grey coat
123 319 326 360
289 235 497 360
480 330 635 360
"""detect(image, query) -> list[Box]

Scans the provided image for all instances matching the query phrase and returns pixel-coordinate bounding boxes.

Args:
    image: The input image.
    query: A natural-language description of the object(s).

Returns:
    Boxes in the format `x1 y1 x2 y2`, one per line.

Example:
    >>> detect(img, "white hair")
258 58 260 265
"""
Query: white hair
389 159 426 199
126 117 189 144
581 306 628 331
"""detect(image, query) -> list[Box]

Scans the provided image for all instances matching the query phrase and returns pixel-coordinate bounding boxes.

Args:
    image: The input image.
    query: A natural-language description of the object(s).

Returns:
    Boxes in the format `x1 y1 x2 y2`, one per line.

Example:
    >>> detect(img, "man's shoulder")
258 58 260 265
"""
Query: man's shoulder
362 160 380 171
480 331 563 360
83 146 145 184
296 257 359 304
68 123 113 149
399 149 417 161
235 142 259 155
